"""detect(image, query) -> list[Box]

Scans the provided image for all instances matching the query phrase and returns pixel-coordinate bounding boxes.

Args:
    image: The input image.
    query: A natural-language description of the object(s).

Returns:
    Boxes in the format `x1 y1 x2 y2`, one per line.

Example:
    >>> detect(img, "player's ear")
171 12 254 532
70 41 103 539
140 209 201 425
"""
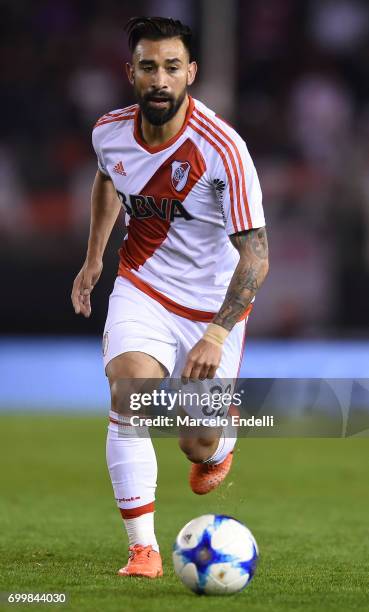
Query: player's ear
126 62 135 85
187 61 197 86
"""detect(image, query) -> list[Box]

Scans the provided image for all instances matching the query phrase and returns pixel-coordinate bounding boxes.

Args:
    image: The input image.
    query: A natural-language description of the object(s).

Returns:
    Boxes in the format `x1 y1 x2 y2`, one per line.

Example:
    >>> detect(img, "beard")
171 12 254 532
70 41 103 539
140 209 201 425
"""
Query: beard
134 85 187 126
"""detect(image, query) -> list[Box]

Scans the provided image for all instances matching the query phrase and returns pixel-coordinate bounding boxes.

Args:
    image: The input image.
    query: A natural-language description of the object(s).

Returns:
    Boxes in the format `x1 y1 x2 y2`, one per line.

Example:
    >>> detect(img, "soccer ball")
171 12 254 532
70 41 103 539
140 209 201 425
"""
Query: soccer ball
173 514 259 595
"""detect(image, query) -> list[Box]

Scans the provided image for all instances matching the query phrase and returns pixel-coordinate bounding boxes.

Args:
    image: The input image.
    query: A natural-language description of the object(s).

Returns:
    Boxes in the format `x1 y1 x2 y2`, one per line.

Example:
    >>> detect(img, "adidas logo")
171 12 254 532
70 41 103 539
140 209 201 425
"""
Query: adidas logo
113 161 127 176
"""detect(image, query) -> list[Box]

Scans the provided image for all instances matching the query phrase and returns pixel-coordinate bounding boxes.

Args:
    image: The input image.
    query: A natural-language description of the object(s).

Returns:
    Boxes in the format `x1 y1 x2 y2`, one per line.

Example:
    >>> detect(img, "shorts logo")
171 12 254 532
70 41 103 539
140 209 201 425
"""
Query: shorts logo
102 331 109 356
171 161 191 191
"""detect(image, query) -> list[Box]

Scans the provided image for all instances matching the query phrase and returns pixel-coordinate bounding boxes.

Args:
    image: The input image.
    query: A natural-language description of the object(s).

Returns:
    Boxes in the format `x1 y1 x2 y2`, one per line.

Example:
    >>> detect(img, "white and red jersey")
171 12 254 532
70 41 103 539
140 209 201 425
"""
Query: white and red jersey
92 96 265 322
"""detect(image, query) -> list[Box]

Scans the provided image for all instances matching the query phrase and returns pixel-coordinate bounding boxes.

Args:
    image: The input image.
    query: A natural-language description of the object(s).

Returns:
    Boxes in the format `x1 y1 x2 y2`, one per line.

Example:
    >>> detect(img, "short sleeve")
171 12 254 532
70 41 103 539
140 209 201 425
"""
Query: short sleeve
92 127 109 176
212 136 265 235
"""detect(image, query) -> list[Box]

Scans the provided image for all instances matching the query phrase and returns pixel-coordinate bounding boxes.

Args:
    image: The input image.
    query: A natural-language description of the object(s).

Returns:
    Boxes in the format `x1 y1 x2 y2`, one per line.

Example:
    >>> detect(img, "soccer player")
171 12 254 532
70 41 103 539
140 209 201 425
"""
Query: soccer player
71 16 269 578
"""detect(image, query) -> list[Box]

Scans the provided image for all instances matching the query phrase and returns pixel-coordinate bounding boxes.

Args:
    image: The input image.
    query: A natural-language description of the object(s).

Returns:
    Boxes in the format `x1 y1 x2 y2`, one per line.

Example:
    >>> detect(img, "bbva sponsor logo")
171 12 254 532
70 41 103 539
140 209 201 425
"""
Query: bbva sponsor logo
117 191 193 221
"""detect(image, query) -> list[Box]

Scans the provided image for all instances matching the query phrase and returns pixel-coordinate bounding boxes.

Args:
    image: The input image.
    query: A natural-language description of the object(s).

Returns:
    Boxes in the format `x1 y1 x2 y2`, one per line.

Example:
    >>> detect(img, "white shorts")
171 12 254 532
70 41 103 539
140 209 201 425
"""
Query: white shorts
103 276 246 379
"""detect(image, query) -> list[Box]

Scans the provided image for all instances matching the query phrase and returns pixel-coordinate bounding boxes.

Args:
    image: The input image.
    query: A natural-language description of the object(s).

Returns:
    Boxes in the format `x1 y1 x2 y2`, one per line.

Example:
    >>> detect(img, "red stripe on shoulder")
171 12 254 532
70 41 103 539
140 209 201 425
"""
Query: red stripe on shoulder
94 106 137 128
189 119 239 233
215 113 236 129
192 111 246 230
194 108 252 229
94 115 135 128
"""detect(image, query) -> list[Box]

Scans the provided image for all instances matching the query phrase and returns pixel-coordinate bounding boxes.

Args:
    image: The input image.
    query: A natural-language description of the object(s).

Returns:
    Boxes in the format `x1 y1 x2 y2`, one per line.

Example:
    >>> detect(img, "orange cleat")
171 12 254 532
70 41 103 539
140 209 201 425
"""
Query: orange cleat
189 451 234 495
117 544 163 578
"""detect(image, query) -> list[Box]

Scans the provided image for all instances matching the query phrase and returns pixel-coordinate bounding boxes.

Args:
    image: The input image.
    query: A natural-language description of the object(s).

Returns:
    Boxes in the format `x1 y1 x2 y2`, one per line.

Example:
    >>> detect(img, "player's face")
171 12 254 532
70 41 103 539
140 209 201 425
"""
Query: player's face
126 37 197 126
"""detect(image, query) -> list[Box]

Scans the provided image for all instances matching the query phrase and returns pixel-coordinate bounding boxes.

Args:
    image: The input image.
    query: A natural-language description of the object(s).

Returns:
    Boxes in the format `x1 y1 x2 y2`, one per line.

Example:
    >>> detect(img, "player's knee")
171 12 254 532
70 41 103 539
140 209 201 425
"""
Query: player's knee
110 380 136 416
178 437 215 463
110 378 158 416
110 380 124 414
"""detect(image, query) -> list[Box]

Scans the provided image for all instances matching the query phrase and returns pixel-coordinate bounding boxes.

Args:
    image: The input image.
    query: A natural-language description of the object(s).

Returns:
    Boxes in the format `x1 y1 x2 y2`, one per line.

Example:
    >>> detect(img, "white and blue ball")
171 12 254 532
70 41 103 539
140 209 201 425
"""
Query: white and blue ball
173 514 259 595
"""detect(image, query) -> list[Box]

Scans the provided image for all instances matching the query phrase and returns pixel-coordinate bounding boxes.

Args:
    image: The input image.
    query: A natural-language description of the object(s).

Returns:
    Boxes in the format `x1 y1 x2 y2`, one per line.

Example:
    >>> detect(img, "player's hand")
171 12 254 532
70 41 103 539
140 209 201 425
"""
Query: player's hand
71 259 103 317
181 339 222 382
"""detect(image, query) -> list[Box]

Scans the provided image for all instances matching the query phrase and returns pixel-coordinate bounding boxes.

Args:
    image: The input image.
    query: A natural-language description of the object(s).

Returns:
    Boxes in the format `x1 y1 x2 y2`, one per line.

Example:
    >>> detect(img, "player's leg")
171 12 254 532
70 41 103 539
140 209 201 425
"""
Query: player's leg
186 404 239 495
173 316 246 493
178 424 220 463
104 277 176 577
106 351 166 578
177 394 239 495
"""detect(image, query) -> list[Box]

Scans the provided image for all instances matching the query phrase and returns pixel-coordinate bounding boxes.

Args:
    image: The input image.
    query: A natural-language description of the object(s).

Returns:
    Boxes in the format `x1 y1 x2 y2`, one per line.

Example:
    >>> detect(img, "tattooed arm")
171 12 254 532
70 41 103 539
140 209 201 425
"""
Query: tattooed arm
213 226 269 331
181 227 269 381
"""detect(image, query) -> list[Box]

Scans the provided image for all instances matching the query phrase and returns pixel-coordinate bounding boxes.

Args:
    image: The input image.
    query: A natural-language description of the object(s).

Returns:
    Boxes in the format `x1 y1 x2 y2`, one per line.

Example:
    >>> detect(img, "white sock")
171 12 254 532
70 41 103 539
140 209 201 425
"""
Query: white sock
205 419 237 465
106 413 159 551
124 512 158 551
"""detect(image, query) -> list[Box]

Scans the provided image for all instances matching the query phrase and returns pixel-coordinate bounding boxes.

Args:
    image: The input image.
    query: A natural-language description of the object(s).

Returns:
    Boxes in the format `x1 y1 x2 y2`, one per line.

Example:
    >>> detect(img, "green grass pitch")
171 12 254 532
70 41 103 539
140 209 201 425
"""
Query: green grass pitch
1 415 369 612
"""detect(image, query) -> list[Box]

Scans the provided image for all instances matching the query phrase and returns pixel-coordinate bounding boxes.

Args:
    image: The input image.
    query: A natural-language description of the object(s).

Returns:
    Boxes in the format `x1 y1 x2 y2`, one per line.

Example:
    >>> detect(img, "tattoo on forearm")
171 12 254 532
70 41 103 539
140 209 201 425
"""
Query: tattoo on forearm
250 228 269 259
213 227 269 331
242 265 259 292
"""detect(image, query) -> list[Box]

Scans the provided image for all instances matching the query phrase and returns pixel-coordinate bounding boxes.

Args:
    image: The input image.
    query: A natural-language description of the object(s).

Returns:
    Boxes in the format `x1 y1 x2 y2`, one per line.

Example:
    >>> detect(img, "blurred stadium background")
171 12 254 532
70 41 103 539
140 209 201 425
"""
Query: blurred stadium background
1 0 369 410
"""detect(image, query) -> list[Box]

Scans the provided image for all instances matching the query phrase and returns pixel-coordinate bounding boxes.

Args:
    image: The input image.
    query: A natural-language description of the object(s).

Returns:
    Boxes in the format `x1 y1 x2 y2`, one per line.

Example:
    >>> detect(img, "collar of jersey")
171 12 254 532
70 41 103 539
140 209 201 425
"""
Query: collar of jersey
133 96 195 154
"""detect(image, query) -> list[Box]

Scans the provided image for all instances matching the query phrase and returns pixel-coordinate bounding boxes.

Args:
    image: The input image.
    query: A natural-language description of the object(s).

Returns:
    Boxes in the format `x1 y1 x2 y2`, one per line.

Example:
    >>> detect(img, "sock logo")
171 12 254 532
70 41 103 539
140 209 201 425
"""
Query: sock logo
116 496 141 502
